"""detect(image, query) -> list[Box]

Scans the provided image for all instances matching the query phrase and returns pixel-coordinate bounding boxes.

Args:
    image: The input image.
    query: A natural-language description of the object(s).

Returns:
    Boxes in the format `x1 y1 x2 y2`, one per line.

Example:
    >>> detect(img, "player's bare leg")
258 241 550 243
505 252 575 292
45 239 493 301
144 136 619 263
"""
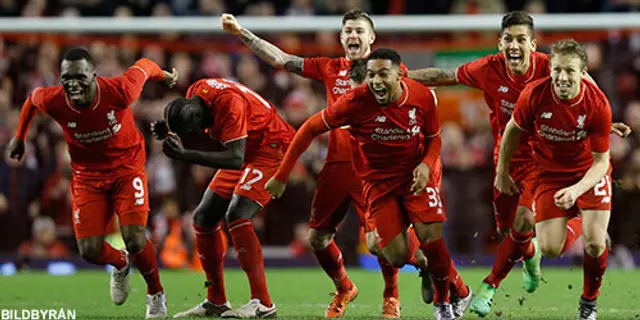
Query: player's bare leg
412 222 456 320
310 229 358 318
175 191 232 318
535 217 569 258
578 209 611 320
221 195 276 319
366 232 400 318
471 206 540 317
77 236 129 305
121 225 167 319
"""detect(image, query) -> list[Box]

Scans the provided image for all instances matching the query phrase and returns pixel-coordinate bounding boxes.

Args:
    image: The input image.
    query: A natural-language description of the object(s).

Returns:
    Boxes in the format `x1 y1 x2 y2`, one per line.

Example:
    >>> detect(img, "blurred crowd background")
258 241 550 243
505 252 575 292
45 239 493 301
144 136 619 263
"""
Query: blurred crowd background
2 0 640 270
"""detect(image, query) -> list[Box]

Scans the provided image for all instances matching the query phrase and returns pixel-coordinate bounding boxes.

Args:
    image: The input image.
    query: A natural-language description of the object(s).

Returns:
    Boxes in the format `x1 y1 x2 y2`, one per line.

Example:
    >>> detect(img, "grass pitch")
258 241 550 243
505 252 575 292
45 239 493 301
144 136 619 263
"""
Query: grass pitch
1 267 639 319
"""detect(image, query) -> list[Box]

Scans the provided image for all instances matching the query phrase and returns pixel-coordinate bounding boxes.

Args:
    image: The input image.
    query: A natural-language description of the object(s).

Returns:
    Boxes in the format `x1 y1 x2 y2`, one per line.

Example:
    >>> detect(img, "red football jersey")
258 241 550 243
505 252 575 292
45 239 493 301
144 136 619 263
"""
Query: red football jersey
512 77 612 177
16 59 165 177
322 78 440 182
186 78 294 157
456 51 550 164
302 57 408 164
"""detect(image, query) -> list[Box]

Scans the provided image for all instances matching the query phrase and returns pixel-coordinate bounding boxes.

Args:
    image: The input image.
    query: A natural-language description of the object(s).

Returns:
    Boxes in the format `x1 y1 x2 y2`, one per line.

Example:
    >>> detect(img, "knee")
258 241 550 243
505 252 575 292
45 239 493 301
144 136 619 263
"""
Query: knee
414 222 443 243
308 230 333 251
225 210 245 225
514 208 535 233
538 241 562 258
584 241 606 258
193 205 216 228
385 252 406 268
78 240 103 262
122 229 146 254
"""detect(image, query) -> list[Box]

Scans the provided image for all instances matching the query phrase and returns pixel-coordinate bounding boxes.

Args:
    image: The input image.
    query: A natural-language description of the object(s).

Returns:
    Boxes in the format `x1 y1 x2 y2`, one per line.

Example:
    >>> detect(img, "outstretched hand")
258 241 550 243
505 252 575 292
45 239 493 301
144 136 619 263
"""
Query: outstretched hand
220 13 243 35
150 120 170 140
163 67 179 87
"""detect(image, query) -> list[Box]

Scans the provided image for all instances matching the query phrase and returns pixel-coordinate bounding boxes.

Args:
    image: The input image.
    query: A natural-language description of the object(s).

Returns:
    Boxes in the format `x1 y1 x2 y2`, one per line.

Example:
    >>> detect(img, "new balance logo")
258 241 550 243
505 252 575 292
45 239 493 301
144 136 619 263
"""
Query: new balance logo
135 198 145 205
338 70 347 76
541 112 553 119
67 122 76 128
375 115 387 123
602 196 611 204
498 86 509 93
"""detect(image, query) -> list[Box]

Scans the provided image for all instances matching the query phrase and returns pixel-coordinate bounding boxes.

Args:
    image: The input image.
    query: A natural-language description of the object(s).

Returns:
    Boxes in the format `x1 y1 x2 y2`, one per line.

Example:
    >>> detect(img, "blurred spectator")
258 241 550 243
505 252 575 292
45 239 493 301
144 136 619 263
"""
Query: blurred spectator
17 216 70 259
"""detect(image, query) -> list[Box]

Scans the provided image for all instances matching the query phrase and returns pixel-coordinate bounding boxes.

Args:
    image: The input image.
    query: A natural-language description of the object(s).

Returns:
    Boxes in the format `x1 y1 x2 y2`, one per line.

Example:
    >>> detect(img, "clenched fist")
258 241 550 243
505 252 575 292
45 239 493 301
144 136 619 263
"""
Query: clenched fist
220 13 242 35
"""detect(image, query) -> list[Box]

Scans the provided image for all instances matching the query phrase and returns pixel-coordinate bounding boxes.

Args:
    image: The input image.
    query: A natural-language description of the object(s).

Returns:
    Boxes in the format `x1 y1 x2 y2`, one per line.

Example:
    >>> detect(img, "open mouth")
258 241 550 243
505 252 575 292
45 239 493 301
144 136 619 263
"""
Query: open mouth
557 82 571 92
372 87 387 101
507 52 522 65
67 88 84 101
347 43 361 54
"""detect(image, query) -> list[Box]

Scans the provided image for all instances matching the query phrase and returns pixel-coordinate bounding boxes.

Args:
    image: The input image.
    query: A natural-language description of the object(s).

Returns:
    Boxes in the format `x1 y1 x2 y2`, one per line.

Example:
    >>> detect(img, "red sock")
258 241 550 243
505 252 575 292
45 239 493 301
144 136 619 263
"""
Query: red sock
88 242 127 269
378 256 399 299
195 223 227 305
561 216 583 255
583 248 608 301
449 262 469 298
130 239 164 294
421 239 452 304
229 219 272 307
405 228 422 267
314 240 353 292
484 230 534 289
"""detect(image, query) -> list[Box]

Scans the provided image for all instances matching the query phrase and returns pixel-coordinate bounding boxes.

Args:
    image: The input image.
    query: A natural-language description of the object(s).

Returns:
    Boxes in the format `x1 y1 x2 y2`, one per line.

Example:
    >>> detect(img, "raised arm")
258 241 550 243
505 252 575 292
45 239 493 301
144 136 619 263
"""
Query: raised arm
407 68 458 86
221 13 304 74
116 58 178 106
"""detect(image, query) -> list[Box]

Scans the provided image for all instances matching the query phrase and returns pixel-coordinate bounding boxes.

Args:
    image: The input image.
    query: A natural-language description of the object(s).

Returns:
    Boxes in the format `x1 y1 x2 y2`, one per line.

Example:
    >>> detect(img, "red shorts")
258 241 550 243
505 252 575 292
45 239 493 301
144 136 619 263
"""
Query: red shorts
533 170 613 223
309 162 367 232
365 161 446 249
71 168 150 239
209 145 284 207
492 161 536 231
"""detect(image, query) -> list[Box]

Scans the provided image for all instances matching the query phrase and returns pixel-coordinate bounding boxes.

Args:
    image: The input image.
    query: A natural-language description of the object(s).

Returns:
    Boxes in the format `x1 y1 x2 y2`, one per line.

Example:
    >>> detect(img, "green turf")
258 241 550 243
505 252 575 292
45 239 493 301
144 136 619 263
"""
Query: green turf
1 267 640 319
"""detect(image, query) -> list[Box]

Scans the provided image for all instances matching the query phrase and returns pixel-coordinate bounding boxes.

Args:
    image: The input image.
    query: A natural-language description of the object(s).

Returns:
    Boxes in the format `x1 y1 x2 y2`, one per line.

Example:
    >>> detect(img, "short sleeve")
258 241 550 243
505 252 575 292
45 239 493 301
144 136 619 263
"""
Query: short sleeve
422 90 440 138
301 57 331 81
589 98 613 153
321 90 358 129
456 56 490 90
29 87 48 112
212 93 248 144
512 85 536 132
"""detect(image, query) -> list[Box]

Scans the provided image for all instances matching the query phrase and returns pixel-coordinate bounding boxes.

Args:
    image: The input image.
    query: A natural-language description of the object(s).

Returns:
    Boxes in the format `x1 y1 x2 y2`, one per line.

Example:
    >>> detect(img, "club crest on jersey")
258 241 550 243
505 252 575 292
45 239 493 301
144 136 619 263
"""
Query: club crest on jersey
107 110 122 134
408 108 417 125
576 114 586 129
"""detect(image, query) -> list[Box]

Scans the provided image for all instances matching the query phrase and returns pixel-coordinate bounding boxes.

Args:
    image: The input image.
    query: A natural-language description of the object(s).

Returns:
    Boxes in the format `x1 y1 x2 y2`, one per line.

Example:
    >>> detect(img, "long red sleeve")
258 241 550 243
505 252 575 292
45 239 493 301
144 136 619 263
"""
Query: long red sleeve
274 112 330 182
118 58 165 105
15 96 38 141
421 134 441 169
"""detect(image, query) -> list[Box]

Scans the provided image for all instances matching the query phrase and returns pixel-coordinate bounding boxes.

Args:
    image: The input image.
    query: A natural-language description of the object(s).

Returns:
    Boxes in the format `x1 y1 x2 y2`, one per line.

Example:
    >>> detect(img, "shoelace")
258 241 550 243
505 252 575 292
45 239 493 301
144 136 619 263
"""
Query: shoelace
579 305 595 319
436 305 453 318
328 292 346 310
148 295 161 314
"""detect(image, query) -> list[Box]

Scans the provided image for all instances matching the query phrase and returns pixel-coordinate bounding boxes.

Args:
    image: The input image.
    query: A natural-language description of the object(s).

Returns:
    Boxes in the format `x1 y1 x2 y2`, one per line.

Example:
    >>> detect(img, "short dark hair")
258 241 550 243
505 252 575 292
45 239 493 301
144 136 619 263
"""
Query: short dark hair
349 59 367 85
501 11 534 36
342 9 374 30
367 48 402 67
551 38 588 68
164 97 191 133
62 47 94 65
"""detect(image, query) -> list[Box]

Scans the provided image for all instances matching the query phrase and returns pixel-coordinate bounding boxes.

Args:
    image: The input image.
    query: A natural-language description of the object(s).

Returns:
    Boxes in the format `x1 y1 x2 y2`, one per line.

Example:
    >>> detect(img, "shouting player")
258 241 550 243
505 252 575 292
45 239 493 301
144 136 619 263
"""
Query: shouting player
221 10 462 318
496 39 612 320
407 11 630 316
7 48 177 319
155 78 294 318
266 49 462 320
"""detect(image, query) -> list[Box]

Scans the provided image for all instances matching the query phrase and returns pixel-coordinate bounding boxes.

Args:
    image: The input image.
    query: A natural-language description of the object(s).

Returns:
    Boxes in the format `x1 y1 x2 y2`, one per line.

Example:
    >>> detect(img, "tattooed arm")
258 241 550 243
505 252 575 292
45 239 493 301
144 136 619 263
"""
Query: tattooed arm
407 68 458 86
221 13 303 74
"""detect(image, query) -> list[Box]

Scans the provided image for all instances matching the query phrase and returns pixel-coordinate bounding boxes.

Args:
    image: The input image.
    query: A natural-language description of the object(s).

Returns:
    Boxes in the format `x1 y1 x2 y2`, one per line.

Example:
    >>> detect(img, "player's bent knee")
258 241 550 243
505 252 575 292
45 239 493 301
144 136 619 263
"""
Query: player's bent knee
538 241 563 258
78 237 104 262
308 229 333 251
225 195 262 224
584 242 606 258
514 208 535 233
121 225 147 254
413 222 444 243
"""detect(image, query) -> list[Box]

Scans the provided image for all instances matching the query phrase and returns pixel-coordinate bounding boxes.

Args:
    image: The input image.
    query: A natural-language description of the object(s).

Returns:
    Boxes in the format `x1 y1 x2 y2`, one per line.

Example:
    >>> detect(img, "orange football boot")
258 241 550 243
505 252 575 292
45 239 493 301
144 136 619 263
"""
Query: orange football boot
325 285 359 318
381 297 400 318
